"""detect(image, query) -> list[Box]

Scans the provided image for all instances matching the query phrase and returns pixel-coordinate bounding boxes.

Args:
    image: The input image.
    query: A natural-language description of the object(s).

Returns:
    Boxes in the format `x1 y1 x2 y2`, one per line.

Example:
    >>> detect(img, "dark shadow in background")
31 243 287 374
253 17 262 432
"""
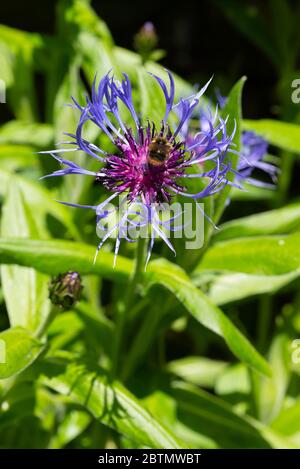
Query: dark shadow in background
0 0 277 119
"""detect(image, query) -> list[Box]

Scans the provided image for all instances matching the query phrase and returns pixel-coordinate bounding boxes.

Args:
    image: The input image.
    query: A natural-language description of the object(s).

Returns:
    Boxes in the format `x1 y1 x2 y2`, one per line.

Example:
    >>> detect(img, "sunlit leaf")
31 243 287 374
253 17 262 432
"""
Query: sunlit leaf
204 271 300 305
48 410 91 449
0 25 42 121
0 238 133 282
253 335 290 424
197 233 300 276
114 47 194 99
0 181 50 331
0 327 44 379
167 356 227 388
214 363 250 395
0 145 39 172
215 203 300 242
171 381 295 448
0 169 79 239
138 68 167 128
42 362 182 449
146 259 271 376
272 399 300 439
243 119 300 154
0 120 53 148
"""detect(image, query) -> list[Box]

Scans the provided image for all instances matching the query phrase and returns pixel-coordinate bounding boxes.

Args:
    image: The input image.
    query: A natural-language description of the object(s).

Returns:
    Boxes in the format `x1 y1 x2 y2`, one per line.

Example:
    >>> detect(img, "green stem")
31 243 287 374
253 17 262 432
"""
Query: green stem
35 307 59 339
249 295 272 418
111 236 147 378
277 151 294 207
257 295 273 353
158 330 166 368
121 306 160 382
121 291 174 382
248 369 261 419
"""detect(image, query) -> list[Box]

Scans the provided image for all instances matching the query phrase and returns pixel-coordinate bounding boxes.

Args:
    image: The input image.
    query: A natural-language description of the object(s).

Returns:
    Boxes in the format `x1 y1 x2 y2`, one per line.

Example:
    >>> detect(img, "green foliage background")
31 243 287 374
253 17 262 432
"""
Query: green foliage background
0 0 300 449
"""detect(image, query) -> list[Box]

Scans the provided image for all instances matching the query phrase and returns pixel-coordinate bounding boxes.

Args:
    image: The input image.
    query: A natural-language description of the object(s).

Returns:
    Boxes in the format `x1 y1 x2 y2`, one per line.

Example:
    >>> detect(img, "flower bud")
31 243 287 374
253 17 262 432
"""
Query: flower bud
134 22 158 57
49 271 82 310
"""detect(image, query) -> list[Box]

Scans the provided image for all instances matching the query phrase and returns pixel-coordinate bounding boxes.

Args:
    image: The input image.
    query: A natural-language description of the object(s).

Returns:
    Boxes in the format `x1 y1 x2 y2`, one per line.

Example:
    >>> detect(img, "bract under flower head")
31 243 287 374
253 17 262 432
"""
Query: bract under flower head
42 70 236 266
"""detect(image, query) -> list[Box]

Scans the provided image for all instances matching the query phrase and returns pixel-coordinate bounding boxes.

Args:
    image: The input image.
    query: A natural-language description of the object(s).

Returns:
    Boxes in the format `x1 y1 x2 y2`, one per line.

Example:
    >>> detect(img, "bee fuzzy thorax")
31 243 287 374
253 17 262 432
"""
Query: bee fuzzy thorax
147 136 172 167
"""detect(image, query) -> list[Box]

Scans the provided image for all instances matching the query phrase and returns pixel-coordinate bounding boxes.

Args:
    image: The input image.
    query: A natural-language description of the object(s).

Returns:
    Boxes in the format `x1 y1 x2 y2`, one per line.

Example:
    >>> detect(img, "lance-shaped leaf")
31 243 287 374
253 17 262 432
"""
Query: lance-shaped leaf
0 238 133 282
215 202 300 242
42 362 182 449
197 233 300 276
242 119 300 155
145 260 271 377
214 77 246 224
1 181 50 332
0 327 45 379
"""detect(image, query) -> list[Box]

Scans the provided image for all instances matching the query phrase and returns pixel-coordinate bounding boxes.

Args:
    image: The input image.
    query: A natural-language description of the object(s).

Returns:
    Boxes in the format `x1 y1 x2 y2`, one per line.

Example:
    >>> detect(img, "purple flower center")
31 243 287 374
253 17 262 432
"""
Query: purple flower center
101 123 186 205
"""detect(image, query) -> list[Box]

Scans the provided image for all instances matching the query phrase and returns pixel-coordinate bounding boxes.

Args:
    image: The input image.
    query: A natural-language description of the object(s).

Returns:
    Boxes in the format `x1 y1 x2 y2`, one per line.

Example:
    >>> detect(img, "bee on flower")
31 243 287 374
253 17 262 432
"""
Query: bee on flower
42 71 237 266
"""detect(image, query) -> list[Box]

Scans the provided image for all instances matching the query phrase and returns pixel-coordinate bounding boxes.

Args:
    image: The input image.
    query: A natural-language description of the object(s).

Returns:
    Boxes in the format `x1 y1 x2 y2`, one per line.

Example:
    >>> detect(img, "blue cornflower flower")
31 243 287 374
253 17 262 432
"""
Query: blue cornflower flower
42 71 236 265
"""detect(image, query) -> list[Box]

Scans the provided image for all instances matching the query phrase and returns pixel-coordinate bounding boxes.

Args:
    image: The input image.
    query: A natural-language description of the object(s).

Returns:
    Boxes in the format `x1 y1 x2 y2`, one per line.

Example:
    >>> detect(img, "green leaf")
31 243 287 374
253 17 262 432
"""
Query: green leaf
0 145 39 172
243 119 300 154
48 410 91 449
197 233 300 276
215 363 250 395
0 40 14 86
195 233 300 303
253 335 290 424
114 47 194 100
75 302 114 355
53 60 83 143
1 181 50 332
0 238 133 282
0 169 79 239
203 271 300 306
230 184 276 201
171 381 294 448
215 202 300 242
171 382 295 448
48 305 114 355
214 77 246 223
51 60 100 207
272 399 300 437
146 260 271 376
138 386 217 449
80 32 118 83
0 25 42 121
47 311 85 351
0 120 53 147
58 0 113 47
167 356 227 388
137 68 167 127
0 327 44 379
0 382 36 429
42 362 182 449
46 1 115 122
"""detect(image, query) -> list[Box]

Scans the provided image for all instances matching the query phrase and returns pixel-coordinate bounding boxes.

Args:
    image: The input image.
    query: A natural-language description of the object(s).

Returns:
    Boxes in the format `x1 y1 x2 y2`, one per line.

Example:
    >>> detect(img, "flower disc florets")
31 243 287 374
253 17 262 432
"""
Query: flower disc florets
102 123 186 204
